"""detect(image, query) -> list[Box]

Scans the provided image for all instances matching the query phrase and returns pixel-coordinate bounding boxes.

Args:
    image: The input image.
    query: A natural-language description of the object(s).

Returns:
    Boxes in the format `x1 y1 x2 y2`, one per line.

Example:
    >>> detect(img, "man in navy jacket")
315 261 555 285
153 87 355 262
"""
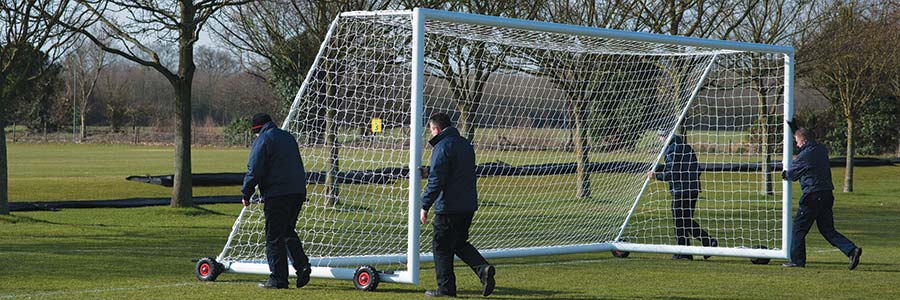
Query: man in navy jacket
241 113 311 288
648 130 717 260
782 127 861 269
421 112 495 297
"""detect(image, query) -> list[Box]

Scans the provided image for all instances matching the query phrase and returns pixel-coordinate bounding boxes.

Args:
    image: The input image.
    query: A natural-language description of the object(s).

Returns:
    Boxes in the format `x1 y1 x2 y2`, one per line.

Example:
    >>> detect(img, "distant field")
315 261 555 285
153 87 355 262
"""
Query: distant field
1 143 899 299
6 143 249 202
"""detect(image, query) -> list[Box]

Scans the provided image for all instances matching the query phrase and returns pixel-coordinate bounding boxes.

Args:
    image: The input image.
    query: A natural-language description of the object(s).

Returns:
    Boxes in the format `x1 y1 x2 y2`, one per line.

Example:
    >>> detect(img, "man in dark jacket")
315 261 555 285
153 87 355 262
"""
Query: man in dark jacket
421 112 495 298
241 113 311 289
782 128 861 269
648 129 717 260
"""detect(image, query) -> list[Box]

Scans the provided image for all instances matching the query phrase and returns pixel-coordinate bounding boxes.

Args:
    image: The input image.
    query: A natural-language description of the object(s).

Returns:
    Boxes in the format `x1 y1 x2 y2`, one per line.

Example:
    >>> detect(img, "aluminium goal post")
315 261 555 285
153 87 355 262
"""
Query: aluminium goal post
209 8 794 287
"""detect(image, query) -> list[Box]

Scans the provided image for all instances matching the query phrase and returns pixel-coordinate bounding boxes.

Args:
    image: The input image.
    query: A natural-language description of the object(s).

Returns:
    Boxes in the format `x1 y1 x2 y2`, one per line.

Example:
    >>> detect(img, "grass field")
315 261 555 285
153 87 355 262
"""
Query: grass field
1 143 899 299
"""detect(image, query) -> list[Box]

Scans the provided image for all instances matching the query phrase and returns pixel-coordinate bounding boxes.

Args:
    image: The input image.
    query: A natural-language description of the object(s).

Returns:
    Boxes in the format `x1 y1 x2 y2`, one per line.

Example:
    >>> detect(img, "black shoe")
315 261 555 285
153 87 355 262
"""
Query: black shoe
849 247 862 270
672 254 693 260
480 265 496 297
782 262 804 268
258 281 288 289
425 290 457 297
703 238 718 260
296 266 311 288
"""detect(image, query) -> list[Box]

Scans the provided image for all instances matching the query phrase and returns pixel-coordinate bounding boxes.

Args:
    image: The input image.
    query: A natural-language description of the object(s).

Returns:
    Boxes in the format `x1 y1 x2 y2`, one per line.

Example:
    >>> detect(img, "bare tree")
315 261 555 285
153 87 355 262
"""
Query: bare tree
415 0 543 143
527 1 635 198
52 0 255 207
725 0 822 195
799 0 899 192
215 0 395 207
64 39 109 141
194 45 238 123
213 0 395 114
627 0 757 38
1 0 89 214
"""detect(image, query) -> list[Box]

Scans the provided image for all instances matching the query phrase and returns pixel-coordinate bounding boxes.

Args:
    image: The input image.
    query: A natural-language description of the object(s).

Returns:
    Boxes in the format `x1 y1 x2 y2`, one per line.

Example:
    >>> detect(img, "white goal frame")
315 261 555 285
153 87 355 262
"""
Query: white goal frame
216 8 795 286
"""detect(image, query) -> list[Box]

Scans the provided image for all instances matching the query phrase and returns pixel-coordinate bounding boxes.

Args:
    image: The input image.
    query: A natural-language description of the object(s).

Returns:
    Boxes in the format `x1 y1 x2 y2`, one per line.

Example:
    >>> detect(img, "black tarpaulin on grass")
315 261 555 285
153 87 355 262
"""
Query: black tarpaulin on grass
8 195 240 212
124 158 894 188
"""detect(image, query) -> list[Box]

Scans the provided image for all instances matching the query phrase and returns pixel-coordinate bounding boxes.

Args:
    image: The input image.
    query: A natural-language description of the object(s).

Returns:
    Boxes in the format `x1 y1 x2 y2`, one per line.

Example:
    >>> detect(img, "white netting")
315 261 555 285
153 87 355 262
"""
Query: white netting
219 11 787 270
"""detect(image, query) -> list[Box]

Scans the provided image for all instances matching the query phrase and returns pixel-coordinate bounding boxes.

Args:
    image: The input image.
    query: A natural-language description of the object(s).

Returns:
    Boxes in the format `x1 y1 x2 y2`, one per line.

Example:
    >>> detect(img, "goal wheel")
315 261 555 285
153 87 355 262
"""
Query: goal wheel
196 257 223 281
611 250 630 258
750 245 771 265
353 265 379 291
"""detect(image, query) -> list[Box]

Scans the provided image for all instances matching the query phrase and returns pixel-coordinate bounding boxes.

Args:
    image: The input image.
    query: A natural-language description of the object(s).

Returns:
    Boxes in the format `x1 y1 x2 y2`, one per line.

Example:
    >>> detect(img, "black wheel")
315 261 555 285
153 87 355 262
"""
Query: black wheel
611 250 631 258
750 245 771 265
196 257 223 281
353 265 379 291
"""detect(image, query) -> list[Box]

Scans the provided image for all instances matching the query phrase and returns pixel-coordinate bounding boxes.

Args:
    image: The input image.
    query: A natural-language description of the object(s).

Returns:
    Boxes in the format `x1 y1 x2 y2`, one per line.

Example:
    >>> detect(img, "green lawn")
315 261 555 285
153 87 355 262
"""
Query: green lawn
1 143 899 299
6 143 249 201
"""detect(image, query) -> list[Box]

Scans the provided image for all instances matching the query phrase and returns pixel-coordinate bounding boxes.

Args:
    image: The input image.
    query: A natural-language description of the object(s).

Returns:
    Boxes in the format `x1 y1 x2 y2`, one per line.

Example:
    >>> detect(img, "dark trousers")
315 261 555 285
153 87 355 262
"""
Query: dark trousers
672 192 712 246
790 190 857 266
264 193 310 286
432 212 490 295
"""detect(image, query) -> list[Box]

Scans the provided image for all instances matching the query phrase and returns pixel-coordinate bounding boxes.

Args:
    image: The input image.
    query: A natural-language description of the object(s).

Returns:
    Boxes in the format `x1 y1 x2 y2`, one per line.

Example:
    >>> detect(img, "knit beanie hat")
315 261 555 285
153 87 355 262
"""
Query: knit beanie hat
251 113 272 134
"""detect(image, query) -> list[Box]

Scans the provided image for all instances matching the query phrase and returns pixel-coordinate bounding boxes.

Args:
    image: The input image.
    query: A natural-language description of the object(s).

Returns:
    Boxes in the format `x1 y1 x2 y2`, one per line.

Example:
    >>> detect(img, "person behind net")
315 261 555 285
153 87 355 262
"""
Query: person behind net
420 112 496 298
647 129 718 260
241 113 312 289
781 126 862 269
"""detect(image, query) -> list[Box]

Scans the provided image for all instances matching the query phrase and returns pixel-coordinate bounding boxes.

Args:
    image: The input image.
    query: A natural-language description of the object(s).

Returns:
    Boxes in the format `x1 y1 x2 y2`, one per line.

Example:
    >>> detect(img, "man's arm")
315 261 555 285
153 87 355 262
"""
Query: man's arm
241 138 268 202
655 146 675 181
421 147 450 212
784 151 808 182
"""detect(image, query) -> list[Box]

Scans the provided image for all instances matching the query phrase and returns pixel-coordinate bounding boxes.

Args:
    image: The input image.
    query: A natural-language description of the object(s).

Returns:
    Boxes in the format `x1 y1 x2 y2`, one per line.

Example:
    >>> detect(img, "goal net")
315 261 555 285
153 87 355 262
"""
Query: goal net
214 9 793 284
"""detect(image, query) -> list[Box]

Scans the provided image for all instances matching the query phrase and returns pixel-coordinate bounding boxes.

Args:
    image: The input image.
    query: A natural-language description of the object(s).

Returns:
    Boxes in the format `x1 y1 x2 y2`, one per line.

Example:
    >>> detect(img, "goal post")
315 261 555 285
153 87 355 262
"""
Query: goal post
206 8 794 288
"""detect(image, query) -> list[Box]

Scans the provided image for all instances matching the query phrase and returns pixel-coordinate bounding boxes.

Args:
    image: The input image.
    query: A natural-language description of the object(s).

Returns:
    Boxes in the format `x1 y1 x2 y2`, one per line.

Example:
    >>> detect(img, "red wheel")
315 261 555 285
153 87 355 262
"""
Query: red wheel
353 265 379 291
195 257 223 281
611 250 631 258
198 263 211 277
357 272 370 286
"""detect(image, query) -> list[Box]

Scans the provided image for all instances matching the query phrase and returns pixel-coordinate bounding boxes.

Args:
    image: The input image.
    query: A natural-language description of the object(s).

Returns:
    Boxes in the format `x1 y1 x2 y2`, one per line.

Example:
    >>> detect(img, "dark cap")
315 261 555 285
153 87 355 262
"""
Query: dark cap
251 113 272 133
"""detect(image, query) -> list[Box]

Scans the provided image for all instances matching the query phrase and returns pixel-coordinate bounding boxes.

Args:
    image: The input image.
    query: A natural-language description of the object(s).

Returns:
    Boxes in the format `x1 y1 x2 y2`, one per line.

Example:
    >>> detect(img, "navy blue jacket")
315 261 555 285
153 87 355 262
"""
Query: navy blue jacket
784 140 833 194
421 127 478 214
241 121 307 201
655 135 702 195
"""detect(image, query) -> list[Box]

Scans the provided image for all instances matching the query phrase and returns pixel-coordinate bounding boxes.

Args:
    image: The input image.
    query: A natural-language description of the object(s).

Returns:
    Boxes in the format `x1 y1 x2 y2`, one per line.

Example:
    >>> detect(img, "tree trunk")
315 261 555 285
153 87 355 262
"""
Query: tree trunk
758 90 774 195
323 70 340 207
324 104 340 207
1 117 8 215
458 104 477 143
844 117 854 193
573 110 591 198
171 1 197 208
171 80 194 207
80 108 87 141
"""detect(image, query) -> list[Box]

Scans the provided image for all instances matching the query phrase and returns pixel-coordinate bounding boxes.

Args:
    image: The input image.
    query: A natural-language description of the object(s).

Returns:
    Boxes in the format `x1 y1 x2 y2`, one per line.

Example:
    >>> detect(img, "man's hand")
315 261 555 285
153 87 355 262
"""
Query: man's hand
786 120 798 132
781 170 788 180
647 171 655 179
420 209 428 225
242 198 250 206
419 166 430 179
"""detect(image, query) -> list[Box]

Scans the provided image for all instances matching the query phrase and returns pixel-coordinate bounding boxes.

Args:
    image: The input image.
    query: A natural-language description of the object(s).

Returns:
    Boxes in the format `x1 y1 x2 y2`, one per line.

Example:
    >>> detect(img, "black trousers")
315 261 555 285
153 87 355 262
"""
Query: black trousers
264 193 309 287
432 212 490 295
790 190 857 266
671 192 712 246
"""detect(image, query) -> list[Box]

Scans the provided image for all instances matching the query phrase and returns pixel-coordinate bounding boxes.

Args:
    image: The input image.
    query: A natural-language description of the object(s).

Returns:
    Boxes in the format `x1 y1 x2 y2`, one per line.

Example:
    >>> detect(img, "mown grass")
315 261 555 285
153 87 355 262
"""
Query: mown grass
1 143 899 299
6 143 248 201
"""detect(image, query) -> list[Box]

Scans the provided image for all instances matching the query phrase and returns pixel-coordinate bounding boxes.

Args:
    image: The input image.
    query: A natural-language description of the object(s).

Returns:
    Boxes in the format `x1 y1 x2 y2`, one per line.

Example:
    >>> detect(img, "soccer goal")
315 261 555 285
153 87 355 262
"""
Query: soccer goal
195 8 794 290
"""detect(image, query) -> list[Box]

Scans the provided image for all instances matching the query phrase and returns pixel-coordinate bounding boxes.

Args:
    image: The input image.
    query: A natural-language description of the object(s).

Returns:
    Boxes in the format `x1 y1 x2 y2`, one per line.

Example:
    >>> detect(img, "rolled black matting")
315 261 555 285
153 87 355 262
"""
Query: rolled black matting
9 195 240 212
125 158 895 187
